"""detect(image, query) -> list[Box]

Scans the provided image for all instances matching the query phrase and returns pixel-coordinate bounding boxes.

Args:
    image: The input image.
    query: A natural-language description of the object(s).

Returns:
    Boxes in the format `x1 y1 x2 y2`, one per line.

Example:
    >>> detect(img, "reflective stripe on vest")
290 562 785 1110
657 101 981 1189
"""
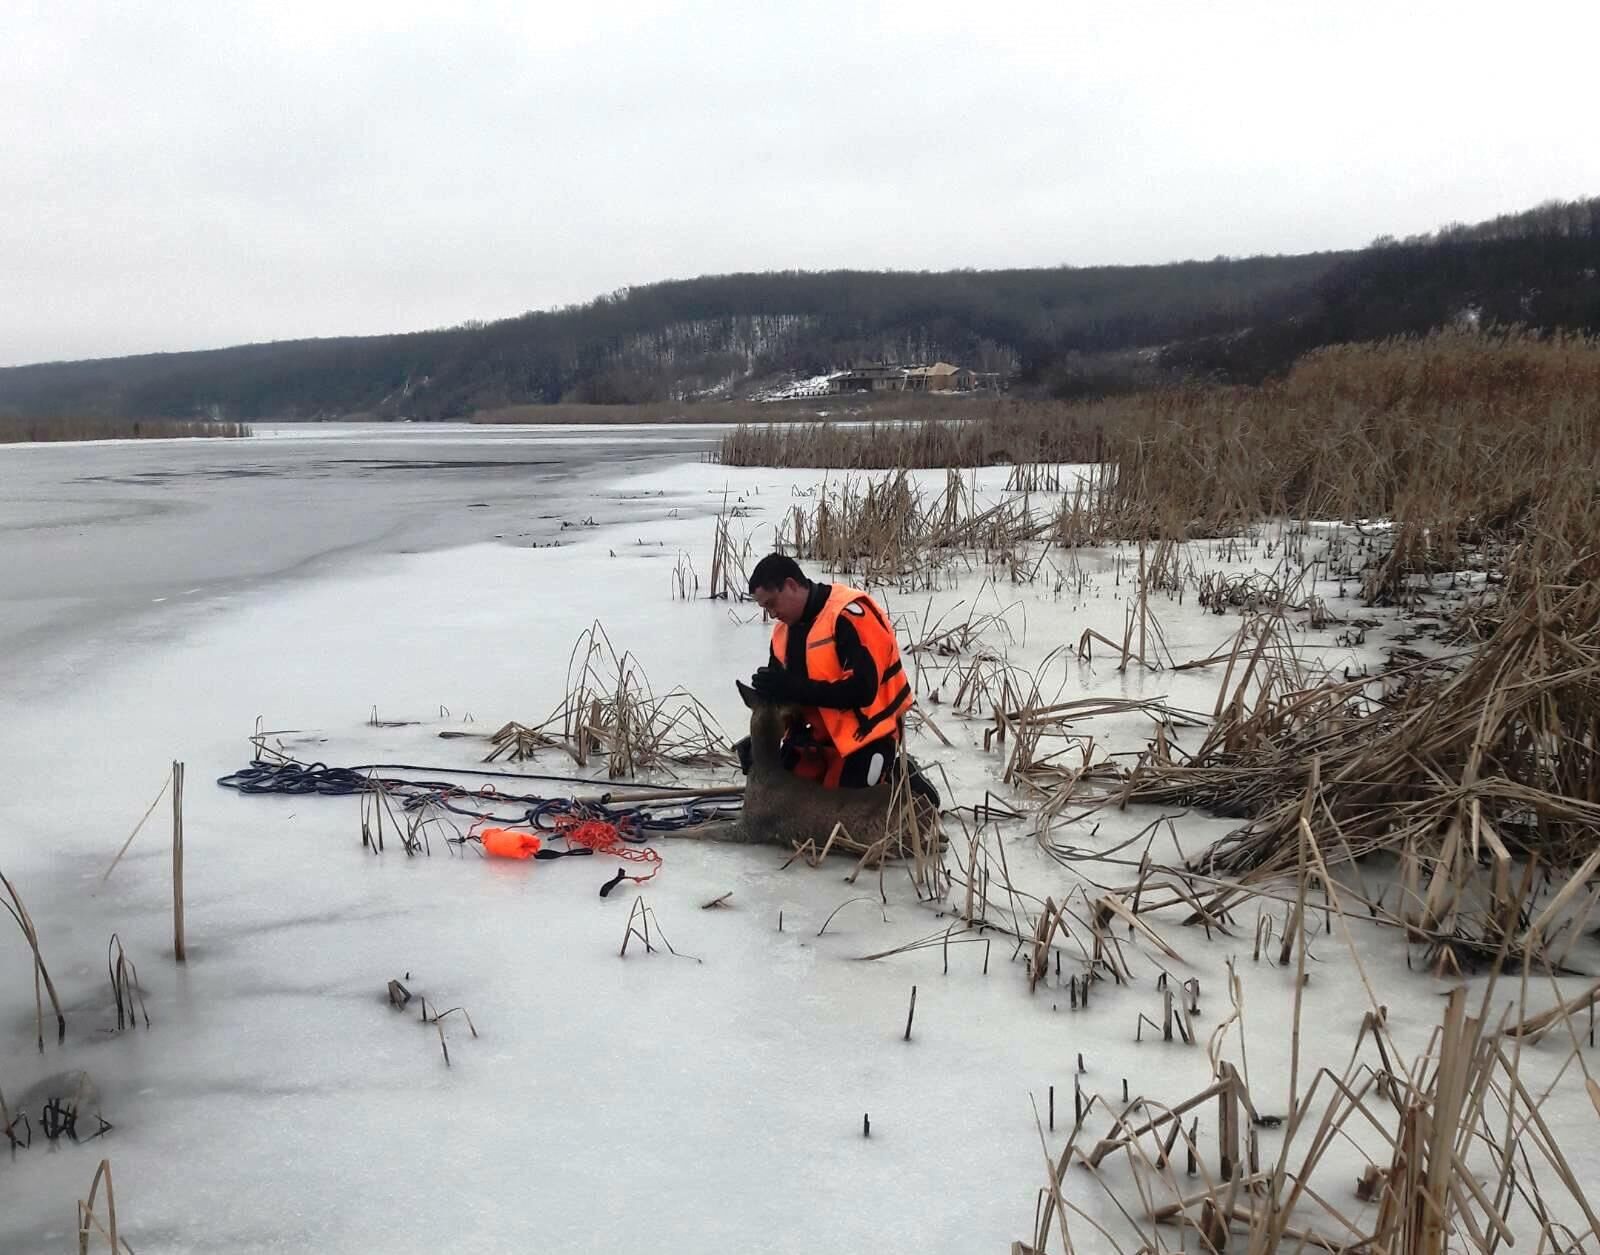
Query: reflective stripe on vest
770 585 913 752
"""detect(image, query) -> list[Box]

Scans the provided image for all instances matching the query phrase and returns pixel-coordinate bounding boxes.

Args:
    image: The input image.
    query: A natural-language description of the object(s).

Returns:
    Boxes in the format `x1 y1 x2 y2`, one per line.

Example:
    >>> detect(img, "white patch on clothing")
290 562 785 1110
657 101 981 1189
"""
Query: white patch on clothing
865 753 885 786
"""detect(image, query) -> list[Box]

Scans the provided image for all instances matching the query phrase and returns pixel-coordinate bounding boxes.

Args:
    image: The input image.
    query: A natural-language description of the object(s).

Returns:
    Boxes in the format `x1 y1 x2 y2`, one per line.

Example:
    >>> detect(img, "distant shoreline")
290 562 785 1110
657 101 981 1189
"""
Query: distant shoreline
0 393 1008 441
0 417 252 444
467 392 1003 427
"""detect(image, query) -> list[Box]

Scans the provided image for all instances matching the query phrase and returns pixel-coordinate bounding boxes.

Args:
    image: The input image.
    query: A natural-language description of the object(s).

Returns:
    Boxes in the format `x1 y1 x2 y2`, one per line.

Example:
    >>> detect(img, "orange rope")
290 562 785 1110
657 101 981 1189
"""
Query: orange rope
552 815 662 882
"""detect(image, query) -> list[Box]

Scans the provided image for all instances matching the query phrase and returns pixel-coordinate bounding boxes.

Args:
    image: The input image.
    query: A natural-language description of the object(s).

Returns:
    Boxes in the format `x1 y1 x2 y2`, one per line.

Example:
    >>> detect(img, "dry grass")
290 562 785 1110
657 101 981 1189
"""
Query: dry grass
1002 337 1600 995
698 333 1600 1249
0 416 251 442
1104 329 1600 559
724 330 1600 590
705 506 753 600
106 934 149 1032
1107 546 1600 970
506 621 737 779
77 1158 135 1253
731 332 1600 975
472 390 1006 428
483 720 561 763
775 467 1055 589
715 400 1104 469
1016 828 1600 1255
0 868 65 1052
618 896 699 960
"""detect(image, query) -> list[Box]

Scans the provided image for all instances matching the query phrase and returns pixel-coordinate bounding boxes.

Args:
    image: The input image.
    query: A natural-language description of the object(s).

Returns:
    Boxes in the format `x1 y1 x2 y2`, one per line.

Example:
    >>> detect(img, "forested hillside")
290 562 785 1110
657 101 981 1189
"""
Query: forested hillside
3 197 1597 420
0 257 1342 420
1162 198 1600 381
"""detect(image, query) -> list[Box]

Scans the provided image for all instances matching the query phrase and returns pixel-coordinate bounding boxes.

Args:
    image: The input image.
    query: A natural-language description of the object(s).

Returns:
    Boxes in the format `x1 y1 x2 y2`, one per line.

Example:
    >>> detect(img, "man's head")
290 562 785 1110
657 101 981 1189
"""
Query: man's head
748 552 810 625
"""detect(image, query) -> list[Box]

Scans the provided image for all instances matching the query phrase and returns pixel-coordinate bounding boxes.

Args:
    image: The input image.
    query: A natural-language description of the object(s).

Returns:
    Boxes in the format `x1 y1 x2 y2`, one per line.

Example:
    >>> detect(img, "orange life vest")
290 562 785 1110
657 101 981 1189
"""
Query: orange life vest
771 584 912 765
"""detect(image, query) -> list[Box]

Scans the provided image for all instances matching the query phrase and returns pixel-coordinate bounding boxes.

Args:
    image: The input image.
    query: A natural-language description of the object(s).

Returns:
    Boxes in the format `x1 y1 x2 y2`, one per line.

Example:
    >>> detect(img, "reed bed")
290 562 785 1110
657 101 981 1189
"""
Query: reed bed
1007 336 1600 983
1105 329 1600 564
1016 837 1600 1255
0 416 251 443
1022 988 1600 1253
714 401 1105 470
1110 547 1600 967
777 468 1052 588
730 330 1600 591
745 333 1600 966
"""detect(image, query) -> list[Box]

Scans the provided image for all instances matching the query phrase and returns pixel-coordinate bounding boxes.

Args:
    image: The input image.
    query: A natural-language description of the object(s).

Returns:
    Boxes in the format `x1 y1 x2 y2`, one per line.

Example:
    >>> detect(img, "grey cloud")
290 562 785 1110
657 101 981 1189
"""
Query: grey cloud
4 0 1598 365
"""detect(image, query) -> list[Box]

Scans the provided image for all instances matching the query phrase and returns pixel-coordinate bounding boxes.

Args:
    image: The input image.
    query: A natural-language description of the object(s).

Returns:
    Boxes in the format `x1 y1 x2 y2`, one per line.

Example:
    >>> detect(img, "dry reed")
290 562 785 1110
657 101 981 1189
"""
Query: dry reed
0 416 250 443
1120 561 1600 966
507 622 737 779
714 401 1104 470
0 868 65 1051
106 934 149 1032
76 1158 134 1254
776 468 1052 588
1018 850 1600 1255
171 759 185 963
728 330 1600 595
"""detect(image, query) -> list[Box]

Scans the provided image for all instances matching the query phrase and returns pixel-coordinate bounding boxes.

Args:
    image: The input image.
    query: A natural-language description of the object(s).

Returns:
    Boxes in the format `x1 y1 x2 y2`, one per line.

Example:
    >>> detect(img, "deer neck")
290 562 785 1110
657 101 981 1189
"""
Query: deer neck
748 736 785 774
746 714 789 775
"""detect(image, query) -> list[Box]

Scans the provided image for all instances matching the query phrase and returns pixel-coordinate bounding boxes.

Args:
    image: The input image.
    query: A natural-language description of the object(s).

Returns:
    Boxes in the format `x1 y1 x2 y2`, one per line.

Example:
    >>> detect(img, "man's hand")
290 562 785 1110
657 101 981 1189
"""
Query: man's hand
750 664 796 701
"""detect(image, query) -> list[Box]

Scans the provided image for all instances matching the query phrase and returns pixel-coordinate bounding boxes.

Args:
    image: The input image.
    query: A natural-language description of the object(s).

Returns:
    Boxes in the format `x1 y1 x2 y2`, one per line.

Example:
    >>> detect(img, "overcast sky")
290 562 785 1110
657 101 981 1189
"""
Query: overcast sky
4 1 1597 366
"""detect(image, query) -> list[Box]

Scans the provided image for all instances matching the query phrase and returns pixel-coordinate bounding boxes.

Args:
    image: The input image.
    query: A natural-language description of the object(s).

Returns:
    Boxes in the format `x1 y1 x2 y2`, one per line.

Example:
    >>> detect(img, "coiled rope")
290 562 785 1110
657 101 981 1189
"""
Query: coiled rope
218 758 739 894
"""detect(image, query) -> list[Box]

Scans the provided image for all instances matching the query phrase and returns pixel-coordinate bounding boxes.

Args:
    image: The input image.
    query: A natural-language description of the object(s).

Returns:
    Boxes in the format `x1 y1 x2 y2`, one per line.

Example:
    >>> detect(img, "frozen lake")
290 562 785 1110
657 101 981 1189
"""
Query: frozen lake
0 423 721 690
1 431 1594 1254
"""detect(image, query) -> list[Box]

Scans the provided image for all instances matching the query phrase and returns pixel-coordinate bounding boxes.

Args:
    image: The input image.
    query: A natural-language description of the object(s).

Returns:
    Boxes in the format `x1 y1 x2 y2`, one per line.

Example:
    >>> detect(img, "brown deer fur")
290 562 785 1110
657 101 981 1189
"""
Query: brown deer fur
724 680 934 851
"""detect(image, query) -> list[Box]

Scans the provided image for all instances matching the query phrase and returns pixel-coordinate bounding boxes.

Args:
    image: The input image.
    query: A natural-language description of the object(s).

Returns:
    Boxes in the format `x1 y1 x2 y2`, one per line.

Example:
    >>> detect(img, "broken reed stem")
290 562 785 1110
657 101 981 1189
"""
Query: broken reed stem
99 772 172 883
1062 852 1600 1255
76 1158 122 1254
106 934 149 1032
0 868 66 1051
171 760 186 963
1288 762 1317 1116
904 985 918 1041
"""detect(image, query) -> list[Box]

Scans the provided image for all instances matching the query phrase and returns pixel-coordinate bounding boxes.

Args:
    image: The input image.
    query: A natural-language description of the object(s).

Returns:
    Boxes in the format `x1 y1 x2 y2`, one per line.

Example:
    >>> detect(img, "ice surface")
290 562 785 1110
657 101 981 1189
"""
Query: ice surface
1 434 1595 1253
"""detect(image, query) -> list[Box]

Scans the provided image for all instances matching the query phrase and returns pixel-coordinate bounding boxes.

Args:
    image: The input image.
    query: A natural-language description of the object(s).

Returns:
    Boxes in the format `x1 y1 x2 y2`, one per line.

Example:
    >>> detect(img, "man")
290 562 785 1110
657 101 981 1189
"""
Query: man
740 553 938 805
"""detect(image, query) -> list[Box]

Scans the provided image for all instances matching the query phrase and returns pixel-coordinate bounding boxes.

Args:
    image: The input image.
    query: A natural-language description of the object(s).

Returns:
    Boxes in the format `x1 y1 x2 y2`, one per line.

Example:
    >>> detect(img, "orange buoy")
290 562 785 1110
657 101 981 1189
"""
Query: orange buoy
480 827 542 859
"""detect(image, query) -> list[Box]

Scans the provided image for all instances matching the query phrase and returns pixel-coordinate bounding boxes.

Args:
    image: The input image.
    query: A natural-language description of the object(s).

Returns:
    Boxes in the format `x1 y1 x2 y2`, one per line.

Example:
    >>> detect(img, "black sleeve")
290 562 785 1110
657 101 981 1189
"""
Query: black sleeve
782 614 878 710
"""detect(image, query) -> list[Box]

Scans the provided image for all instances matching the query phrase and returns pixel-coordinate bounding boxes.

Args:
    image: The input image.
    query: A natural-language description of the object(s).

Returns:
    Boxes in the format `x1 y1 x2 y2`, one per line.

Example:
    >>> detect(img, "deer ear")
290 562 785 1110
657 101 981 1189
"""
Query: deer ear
736 679 759 709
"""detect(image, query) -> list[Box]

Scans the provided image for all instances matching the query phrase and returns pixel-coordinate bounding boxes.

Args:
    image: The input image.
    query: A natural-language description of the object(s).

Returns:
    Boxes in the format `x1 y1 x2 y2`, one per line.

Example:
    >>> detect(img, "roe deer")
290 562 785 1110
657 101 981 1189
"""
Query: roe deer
724 680 936 852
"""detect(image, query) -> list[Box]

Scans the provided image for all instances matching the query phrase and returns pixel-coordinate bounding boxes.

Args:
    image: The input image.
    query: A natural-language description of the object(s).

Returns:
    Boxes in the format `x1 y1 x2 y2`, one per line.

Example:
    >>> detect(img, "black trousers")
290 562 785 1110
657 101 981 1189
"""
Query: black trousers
835 735 899 787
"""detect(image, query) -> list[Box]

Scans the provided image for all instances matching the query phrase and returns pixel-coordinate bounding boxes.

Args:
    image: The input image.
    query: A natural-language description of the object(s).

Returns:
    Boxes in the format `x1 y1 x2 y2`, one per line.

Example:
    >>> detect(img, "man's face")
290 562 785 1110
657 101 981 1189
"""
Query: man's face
753 577 809 626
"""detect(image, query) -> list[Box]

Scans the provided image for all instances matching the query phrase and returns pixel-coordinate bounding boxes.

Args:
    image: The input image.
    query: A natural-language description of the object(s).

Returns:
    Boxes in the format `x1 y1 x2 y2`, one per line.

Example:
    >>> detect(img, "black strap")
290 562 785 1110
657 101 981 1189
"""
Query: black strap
852 595 892 632
854 681 913 740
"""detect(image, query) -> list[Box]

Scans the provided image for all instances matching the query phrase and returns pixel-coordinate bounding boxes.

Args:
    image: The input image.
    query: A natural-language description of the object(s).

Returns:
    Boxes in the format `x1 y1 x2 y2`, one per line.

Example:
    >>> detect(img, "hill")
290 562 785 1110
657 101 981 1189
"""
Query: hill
0 258 1341 421
1162 197 1600 382
2 197 1597 420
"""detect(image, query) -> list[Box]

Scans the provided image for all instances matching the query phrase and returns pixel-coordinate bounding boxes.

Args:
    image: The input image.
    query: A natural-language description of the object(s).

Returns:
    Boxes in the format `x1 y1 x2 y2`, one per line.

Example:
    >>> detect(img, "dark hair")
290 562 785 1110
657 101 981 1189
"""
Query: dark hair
748 552 807 594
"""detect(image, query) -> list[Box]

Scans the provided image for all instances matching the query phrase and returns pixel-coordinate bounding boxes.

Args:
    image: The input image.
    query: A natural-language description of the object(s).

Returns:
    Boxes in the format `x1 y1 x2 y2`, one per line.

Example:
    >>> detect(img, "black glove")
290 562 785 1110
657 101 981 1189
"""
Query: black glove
750 664 795 701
